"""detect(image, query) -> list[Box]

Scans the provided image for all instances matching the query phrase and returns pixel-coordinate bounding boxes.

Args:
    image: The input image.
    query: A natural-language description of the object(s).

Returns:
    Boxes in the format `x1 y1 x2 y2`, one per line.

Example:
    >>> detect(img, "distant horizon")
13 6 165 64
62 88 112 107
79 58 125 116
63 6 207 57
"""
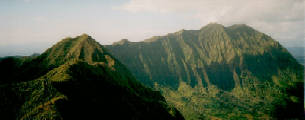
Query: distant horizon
0 27 304 57
1 0 304 57
0 24 304 58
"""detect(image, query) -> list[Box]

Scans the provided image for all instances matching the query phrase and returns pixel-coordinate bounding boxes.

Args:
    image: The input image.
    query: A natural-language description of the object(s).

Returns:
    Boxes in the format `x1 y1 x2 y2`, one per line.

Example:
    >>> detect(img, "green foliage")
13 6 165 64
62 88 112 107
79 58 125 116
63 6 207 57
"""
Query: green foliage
106 23 304 119
106 23 292 90
156 69 302 119
0 35 184 120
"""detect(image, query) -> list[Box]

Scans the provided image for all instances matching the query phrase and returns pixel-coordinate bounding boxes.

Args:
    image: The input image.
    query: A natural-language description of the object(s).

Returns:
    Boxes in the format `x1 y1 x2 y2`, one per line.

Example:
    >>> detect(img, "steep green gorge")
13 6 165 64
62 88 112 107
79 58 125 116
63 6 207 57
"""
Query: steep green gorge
106 24 304 119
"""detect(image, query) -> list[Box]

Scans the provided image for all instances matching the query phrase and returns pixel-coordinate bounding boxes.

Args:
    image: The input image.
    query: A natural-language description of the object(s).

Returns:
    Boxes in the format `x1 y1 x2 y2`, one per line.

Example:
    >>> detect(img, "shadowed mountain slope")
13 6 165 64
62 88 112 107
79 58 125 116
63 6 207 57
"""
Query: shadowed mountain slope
0 34 184 120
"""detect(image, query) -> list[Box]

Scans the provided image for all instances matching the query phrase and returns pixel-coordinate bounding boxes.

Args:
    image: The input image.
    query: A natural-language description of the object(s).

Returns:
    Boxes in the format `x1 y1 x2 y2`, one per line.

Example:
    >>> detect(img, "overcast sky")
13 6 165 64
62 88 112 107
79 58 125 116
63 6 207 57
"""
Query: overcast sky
0 0 304 56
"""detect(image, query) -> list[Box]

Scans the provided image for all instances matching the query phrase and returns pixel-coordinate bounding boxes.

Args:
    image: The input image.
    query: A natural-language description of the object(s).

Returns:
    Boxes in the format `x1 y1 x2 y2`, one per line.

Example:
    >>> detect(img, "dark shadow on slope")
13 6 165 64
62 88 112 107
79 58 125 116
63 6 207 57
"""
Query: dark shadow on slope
53 62 184 120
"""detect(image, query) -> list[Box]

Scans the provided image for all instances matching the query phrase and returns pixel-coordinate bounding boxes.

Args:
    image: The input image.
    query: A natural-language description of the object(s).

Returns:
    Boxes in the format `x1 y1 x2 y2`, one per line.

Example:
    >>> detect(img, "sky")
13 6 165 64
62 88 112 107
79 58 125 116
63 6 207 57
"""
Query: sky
0 0 304 56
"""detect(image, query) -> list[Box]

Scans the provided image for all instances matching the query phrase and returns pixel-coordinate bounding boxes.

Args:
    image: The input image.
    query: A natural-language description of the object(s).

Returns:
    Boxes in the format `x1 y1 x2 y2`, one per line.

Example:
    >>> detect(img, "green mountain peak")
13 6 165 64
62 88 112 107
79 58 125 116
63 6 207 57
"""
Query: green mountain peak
42 34 108 66
0 34 184 120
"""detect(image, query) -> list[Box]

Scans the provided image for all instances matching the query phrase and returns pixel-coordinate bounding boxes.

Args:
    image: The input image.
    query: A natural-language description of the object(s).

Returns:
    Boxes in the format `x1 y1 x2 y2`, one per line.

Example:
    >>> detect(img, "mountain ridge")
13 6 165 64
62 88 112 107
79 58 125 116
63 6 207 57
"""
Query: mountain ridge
0 35 184 120
106 23 304 119
106 23 293 89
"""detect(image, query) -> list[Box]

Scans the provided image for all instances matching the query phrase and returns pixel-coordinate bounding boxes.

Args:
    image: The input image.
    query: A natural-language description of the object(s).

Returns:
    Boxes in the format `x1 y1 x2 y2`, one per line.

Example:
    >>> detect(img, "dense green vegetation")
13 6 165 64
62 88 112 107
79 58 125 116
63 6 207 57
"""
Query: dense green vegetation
0 24 303 119
106 23 304 119
155 69 303 119
0 34 183 120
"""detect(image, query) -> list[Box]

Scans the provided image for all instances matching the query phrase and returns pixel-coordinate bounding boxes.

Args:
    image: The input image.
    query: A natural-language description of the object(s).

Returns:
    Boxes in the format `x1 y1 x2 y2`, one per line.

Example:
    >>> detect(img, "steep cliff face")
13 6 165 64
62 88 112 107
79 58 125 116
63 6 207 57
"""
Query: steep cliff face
106 24 304 119
106 24 301 90
0 34 184 120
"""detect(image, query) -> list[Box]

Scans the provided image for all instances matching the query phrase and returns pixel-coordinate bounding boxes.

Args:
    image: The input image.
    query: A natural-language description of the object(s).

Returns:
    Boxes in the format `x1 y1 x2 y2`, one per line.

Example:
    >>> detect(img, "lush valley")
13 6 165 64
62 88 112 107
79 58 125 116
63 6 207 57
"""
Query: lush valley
0 34 183 120
106 24 304 119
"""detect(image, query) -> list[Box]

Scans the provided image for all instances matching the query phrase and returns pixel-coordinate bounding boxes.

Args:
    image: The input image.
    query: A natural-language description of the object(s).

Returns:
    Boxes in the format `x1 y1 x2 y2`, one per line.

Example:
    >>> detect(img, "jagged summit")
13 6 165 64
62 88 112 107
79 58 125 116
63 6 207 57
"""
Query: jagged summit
42 34 109 65
111 24 258 45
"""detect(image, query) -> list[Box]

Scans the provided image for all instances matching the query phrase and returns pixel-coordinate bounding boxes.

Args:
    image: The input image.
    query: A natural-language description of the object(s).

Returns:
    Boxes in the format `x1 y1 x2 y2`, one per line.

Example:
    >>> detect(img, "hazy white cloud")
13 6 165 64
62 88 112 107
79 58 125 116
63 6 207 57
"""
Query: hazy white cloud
118 0 304 46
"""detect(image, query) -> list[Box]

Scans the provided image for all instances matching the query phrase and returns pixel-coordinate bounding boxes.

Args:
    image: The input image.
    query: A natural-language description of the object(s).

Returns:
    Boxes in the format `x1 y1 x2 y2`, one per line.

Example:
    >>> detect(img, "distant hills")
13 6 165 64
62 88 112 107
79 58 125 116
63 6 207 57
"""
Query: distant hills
287 47 305 65
0 34 183 120
106 23 304 119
